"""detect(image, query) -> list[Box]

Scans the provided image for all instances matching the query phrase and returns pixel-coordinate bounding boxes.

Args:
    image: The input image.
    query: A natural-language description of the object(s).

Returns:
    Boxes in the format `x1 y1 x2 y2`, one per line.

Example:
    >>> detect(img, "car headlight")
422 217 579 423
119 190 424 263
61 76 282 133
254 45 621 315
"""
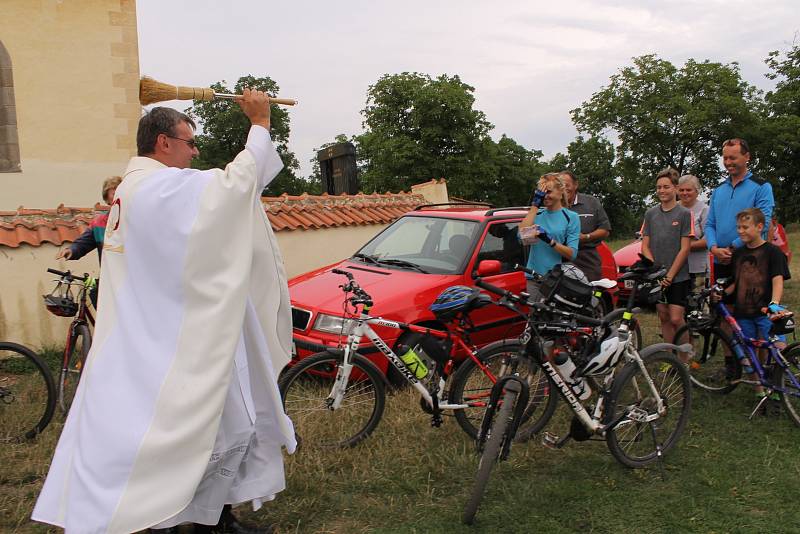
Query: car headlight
313 313 357 334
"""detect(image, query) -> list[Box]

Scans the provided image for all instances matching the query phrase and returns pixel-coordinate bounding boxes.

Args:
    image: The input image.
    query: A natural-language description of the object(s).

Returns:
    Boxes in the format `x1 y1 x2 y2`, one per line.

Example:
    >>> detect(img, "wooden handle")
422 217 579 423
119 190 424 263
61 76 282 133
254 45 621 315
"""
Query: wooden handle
215 93 297 106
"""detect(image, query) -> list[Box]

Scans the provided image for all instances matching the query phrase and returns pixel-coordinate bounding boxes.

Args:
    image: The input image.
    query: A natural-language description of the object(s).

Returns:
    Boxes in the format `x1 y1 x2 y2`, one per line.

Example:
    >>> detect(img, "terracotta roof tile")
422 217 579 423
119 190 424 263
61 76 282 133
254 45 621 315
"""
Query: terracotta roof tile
1 191 427 247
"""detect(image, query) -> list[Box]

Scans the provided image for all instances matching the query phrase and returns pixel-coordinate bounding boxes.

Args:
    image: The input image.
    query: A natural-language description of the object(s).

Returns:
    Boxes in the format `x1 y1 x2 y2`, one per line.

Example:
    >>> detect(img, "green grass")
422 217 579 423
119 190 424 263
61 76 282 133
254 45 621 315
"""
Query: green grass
2 237 800 533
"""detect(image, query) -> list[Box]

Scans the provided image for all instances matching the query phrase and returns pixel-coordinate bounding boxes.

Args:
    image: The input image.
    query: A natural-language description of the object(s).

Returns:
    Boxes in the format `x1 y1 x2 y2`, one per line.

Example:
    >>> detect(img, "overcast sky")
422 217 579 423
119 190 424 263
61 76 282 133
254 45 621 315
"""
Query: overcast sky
137 0 798 181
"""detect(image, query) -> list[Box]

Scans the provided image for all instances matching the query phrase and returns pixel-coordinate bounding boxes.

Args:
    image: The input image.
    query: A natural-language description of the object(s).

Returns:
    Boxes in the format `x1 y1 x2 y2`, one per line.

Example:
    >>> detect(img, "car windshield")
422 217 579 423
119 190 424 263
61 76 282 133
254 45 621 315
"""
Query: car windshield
355 216 479 274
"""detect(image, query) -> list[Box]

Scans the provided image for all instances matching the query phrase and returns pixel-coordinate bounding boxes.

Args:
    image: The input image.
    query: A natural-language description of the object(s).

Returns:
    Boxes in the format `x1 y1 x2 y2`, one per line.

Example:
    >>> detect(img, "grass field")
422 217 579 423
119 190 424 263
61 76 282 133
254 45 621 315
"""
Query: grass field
2 237 800 533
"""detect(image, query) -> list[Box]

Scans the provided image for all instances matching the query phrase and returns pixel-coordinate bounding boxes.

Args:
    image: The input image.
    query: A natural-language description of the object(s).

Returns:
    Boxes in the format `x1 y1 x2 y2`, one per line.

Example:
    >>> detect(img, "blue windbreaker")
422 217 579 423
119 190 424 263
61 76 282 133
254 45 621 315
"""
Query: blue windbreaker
704 171 774 254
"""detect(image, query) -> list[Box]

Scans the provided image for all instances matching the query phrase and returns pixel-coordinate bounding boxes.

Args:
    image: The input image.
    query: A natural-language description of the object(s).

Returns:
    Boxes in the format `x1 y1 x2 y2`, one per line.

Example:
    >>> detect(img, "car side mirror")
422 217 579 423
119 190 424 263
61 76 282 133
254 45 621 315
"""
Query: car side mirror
475 260 502 277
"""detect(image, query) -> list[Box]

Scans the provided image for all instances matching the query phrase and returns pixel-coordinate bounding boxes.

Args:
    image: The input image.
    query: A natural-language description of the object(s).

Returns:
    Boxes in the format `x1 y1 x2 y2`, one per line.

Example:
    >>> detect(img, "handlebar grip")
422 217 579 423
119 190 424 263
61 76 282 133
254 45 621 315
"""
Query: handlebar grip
47 268 87 281
475 278 510 298
513 263 534 275
331 268 354 280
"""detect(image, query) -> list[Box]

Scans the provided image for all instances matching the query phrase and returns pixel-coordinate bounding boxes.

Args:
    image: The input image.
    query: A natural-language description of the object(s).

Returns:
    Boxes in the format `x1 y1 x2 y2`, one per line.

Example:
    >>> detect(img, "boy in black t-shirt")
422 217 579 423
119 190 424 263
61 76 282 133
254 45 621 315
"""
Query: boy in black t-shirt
722 208 790 402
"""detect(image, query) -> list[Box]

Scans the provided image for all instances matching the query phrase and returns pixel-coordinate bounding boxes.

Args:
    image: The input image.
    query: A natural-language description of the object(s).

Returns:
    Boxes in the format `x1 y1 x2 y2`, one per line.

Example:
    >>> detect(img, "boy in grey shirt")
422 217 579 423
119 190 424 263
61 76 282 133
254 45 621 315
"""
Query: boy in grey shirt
642 168 694 354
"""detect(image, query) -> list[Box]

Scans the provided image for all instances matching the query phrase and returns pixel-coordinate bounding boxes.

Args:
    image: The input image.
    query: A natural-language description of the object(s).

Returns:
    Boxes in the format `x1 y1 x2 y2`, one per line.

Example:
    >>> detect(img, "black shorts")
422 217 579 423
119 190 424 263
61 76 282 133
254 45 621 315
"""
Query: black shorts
659 279 690 307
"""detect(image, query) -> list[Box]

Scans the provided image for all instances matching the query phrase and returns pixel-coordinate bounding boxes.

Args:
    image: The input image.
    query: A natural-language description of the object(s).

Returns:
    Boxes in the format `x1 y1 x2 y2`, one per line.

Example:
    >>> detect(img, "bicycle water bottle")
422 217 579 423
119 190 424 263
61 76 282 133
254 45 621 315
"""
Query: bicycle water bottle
398 344 428 379
553 348 591 400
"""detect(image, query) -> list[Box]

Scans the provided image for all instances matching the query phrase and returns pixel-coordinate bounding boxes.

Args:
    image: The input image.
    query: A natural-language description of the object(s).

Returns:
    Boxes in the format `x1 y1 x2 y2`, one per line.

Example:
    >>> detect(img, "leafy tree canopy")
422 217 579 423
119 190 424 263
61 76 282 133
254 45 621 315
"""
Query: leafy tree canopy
571 55 762 195
755 43 800 222
355 72 499 199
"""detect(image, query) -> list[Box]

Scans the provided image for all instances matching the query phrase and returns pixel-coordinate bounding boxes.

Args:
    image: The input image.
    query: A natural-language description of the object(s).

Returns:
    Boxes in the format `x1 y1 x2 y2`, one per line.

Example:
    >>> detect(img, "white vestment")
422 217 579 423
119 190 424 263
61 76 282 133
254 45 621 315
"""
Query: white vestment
32 126 296 534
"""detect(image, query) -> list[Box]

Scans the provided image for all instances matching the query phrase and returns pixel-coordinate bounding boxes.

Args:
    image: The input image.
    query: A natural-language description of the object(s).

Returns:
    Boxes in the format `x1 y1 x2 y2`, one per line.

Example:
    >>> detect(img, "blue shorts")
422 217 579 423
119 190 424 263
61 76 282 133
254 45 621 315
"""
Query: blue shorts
736 315 786 344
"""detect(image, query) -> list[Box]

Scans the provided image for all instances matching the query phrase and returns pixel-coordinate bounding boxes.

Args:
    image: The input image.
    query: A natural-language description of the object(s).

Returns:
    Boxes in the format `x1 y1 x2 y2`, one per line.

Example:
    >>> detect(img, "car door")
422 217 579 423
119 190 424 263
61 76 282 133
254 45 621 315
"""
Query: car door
463 220 528 346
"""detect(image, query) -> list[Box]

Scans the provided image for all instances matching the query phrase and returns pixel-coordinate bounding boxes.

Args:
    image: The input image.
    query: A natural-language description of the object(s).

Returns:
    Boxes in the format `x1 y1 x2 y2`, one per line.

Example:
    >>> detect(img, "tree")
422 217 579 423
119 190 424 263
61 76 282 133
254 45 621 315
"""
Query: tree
549 136 641 236
480 135 547 207
571 55 762 195
355 73 496 199
186 75 315 196
754 43 800 223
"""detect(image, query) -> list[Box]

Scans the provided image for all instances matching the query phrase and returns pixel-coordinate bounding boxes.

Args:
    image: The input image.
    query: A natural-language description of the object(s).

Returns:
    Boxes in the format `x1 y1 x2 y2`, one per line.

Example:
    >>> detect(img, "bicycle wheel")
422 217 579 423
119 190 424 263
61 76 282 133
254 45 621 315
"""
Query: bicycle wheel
605 351 691 468
59 324 90 414
0 342 57 442
449 341 557 442
779 346 800 427
279 351 386 448
673 324 740 394
462 388 516 525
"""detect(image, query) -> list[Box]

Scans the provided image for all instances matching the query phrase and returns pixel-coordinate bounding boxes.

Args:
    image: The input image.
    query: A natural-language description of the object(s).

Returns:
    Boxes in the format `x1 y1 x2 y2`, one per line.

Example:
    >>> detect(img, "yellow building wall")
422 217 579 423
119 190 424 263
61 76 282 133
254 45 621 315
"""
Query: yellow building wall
0 0 139 210
0 224 388 347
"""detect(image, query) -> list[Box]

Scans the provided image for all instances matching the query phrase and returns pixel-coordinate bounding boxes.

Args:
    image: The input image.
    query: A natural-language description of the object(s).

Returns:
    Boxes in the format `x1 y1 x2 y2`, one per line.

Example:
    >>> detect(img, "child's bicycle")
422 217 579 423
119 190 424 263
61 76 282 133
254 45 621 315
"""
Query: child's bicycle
43 268 96 413
462 258 693 525
678 279 800 422
278 268 558 448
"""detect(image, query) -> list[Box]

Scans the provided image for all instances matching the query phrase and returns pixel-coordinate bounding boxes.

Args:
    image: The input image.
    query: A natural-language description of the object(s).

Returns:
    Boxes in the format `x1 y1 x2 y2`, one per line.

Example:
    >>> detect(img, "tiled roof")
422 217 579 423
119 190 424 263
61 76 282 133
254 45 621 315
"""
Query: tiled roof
0 205 102 248
262 191 426 231
0 191 426 247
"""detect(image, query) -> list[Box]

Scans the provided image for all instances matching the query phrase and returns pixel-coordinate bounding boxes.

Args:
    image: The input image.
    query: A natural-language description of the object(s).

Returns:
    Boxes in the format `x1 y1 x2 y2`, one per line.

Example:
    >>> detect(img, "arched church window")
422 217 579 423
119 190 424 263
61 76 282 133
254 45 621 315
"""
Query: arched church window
0 40 21 172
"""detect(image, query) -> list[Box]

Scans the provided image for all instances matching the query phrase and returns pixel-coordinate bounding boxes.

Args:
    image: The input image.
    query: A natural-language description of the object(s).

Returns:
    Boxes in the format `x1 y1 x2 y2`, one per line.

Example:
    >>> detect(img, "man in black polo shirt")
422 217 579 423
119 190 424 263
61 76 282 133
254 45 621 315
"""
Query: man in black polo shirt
561 171 612 281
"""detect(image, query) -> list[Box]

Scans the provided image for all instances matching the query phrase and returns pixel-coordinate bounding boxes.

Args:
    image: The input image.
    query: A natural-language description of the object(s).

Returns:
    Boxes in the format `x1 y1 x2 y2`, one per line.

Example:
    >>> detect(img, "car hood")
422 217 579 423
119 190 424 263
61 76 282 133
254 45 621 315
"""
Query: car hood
289 259 458 317
613 240 642 269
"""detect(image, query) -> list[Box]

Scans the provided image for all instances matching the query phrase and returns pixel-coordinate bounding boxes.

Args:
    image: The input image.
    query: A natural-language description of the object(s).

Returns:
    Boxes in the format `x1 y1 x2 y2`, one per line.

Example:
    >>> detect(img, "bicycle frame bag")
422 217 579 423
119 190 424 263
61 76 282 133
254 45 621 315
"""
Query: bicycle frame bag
397 331 452 365
540 266 593 311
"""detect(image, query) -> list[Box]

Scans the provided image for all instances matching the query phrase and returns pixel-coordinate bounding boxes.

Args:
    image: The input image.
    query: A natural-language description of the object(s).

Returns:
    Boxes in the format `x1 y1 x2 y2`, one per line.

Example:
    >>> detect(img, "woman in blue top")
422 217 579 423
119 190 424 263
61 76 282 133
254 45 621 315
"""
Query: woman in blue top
519 172 581 300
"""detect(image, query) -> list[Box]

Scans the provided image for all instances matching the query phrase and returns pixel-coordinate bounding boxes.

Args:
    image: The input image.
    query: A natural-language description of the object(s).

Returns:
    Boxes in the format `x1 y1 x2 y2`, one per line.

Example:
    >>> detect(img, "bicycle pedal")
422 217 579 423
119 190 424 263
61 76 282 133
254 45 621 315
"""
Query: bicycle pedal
541 432 561 449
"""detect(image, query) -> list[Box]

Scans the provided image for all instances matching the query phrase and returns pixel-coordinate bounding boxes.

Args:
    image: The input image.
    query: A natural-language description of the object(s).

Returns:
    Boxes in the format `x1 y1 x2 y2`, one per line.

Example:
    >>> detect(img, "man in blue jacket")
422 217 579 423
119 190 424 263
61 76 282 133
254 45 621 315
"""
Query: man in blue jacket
705 138 774 281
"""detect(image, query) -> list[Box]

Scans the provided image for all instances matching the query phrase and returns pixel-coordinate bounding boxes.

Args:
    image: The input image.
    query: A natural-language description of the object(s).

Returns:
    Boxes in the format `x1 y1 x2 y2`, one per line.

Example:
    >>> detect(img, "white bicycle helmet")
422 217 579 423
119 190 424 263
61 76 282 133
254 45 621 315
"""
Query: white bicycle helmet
578 328 625 376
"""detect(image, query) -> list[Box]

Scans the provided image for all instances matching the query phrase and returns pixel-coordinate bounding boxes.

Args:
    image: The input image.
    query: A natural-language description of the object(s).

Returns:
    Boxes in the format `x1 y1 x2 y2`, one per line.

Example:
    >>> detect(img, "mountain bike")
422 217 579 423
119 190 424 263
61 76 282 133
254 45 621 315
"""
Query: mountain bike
678 280 800 422
0 341 57 442
462 258 693 525
671 280 743 393
278 268 558 448
44 268 95 413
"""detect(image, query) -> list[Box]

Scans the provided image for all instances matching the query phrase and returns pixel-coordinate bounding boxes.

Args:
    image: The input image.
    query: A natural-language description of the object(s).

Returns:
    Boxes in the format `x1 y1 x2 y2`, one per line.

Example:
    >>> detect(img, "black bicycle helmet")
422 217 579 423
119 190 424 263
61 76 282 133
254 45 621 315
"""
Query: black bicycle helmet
429 285 490 321
43 293 78 317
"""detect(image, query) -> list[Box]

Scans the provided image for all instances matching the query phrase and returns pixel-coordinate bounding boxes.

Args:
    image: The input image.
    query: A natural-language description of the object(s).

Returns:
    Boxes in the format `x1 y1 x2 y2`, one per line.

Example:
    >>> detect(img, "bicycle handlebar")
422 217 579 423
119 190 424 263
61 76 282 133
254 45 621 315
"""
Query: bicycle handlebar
47 268 88 282
476 277 605 327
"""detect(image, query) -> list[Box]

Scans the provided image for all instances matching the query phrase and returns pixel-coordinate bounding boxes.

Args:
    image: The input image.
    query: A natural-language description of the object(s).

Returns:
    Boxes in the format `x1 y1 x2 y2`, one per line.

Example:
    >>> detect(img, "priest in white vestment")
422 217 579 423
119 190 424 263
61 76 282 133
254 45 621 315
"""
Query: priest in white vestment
33 90 296 534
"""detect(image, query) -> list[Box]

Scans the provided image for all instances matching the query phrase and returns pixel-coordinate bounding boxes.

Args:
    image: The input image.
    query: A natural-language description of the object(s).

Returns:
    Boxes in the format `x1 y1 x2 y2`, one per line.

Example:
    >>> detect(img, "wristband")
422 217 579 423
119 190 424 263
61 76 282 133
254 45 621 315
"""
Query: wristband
549 240 557 248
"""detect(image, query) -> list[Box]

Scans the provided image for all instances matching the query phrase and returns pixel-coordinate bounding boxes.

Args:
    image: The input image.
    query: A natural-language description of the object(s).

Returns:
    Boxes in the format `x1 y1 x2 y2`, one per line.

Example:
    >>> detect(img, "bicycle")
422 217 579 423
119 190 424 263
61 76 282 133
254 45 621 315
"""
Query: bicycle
0 341 57 442
43 268 96 413
451 263 644 444
278 268 558 448
677 280 800 423
462 258 693 525
671 279 743 393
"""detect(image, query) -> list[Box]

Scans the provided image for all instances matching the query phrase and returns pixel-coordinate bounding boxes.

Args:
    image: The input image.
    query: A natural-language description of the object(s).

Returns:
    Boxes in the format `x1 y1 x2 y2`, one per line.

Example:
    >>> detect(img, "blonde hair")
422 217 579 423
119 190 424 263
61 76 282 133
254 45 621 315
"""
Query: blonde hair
101 176 122 203
537 172 569 206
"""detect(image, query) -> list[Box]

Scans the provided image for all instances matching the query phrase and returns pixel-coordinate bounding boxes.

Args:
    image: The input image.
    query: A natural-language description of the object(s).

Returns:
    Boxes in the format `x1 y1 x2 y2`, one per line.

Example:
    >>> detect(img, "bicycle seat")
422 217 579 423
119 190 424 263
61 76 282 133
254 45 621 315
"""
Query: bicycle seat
590 279 617 290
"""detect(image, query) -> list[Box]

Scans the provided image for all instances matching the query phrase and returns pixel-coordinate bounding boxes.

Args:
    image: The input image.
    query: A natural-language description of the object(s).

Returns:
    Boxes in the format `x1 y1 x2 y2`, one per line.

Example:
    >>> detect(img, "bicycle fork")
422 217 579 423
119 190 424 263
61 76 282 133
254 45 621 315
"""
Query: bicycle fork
477 375 530 461
327 352 355 410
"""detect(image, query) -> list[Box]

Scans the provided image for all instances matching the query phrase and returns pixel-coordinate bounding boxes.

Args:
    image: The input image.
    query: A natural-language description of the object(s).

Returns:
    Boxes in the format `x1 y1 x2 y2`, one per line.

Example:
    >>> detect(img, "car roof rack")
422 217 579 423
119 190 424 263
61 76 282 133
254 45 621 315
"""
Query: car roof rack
484 206 530 216
413 202 493 211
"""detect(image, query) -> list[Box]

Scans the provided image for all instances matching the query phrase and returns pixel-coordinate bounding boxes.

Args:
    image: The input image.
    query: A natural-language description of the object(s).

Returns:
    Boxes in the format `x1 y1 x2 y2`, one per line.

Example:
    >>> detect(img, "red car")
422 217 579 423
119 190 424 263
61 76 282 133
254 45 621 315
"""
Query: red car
289 205 618 383
614 222 791 300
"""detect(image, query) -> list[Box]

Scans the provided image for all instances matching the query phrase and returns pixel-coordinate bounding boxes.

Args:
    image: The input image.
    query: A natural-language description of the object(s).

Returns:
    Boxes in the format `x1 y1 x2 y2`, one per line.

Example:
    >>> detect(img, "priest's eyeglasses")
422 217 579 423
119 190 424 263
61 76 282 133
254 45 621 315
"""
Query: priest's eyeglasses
164 135 198 149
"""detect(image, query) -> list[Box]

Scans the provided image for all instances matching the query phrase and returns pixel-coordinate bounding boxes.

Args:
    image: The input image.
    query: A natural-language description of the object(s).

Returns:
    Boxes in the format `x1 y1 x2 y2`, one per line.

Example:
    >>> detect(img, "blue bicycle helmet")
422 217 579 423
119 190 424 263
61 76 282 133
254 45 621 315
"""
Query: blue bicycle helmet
430 285 490 320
